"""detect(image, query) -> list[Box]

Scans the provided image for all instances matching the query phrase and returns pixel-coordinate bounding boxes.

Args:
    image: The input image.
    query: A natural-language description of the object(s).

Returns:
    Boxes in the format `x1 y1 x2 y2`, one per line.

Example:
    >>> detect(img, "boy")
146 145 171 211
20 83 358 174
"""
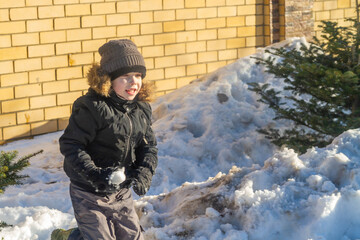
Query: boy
55 39 158 239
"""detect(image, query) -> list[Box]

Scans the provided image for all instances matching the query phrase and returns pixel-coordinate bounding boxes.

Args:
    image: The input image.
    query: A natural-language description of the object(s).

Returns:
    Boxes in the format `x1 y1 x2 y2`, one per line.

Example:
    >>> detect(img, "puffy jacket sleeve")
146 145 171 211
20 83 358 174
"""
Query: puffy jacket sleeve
59 98 101 183
135 102 158 174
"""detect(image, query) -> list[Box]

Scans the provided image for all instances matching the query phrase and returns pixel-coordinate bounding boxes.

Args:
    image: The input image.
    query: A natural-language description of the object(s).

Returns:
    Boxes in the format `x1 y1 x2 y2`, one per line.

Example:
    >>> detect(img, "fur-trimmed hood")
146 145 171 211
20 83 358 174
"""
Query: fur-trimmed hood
86 63 154 102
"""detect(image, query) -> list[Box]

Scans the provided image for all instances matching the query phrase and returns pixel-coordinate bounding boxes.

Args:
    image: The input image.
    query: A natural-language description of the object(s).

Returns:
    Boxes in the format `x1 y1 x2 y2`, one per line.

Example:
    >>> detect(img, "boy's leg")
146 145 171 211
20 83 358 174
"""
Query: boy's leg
69 183 116 240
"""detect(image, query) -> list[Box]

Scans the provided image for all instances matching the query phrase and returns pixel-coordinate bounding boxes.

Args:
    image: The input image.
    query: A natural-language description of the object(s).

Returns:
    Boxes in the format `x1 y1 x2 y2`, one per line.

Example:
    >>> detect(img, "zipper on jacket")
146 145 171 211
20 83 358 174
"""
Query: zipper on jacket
124 111 133 161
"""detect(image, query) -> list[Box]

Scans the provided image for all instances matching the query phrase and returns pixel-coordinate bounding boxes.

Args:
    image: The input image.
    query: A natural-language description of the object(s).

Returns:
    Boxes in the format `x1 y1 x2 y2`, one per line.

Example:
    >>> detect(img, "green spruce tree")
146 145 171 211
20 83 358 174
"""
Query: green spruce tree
0 150 43 229
249 5 360 153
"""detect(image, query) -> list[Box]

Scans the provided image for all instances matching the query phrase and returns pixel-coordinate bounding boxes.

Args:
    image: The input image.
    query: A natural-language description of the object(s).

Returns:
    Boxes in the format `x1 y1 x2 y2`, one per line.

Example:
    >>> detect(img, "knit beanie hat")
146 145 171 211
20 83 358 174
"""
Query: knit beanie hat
98 39 146 80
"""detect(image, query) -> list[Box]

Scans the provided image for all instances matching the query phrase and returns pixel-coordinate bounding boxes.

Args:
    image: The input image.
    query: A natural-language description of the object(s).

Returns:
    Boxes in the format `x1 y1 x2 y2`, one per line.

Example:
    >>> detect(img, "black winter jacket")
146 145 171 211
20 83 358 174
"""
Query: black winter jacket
59 64 158 195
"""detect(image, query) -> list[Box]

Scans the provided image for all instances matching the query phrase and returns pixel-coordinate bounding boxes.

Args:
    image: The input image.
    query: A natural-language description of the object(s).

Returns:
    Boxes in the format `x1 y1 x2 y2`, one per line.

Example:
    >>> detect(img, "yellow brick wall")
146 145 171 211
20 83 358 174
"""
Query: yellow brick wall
0 0 356 142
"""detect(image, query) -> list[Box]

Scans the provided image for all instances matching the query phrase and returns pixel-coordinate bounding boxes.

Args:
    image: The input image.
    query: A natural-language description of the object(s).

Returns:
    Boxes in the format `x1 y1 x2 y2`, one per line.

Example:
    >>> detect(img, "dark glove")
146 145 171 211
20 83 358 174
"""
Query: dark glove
89 167 119 192
130 167 153 196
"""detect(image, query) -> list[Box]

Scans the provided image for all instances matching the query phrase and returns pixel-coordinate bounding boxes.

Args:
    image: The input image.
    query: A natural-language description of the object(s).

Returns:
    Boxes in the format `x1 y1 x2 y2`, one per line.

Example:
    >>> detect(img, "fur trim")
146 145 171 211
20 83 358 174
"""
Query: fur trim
87 63 154 102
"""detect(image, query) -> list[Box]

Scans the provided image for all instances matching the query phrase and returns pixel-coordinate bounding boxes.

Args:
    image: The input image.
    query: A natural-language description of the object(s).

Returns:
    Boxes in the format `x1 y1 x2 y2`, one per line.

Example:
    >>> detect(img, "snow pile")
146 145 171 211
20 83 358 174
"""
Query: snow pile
0 37 360 239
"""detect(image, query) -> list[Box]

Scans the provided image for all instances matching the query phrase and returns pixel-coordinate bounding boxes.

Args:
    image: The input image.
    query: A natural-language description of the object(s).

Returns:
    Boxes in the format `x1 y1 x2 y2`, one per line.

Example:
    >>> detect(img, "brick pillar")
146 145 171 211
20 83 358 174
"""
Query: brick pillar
284 0 314 40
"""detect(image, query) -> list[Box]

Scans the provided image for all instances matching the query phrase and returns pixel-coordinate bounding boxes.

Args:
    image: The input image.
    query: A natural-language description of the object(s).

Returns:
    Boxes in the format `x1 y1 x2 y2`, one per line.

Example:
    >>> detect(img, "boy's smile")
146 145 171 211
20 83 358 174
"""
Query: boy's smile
112 72 142 100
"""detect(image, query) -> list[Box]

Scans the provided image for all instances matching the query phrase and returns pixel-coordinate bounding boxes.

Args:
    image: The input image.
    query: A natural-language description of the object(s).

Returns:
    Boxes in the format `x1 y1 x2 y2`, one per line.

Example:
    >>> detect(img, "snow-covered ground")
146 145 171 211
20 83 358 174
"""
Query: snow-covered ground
1 38 360 240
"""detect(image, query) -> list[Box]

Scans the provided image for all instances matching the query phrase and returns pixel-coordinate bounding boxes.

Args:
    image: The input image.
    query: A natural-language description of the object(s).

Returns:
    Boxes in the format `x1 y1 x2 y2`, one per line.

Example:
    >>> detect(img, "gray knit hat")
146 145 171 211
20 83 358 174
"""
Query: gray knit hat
98 39 146 80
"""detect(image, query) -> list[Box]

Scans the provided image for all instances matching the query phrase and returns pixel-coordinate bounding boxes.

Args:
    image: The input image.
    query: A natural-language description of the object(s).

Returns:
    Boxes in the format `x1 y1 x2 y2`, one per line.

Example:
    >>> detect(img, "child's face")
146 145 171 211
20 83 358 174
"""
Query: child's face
112 72 142 100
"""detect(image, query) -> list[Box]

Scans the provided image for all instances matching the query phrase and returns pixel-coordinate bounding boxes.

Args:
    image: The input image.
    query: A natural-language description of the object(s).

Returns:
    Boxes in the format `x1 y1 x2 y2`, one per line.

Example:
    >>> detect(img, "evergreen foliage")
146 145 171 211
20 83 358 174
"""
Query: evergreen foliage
249 7 360 153
0 150 43 194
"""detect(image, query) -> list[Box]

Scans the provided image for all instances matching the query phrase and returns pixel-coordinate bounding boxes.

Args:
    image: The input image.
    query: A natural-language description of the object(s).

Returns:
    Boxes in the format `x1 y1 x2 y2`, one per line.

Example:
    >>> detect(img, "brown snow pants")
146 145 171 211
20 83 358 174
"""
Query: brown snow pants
69 183 144 240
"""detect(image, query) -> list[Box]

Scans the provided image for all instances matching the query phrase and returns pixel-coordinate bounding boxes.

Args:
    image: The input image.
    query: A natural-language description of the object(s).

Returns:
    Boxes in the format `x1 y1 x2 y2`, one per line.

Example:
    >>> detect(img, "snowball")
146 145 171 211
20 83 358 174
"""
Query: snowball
109 167 126 185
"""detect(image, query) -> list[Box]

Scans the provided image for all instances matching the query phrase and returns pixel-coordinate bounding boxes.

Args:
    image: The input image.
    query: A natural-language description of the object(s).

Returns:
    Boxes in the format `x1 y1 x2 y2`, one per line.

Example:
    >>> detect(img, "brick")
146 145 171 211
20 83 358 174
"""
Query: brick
131 35 154 47
176 9 196 19
0 47 27 61
0 9 9 21
164 0 184 9
154 33 176 45
131 12 153 24
0 61 13 75
198 51 217 63
15 58 41 72
93 26 116 39
185 19 205 30
56 42 81 55
315 11 330 21
0 36 10 48
57 91 82 105
154 10 175 22
0 114 16 127
117 24 140 37
2 98 29 113
219 27 237 38
165 66 186 78
146 69 164 80
0 22 26 34
55 17 81 30
186 41 206 53
140 0 162 11
185 0 205 8
345 8 357 18
323 1 337 10
43 80 69 94
70 78 88 91
106 13 130 26
82 39 106 52
164 20 185 32
80 0 103 2
207 39 227 50
91 2 115 15
155 78 177 91
25 0 52 6
58 118 69 130
28 44 55 57
10 7 37 20
330 9 344 19
12 33 39 46
164 43 185 55
177 53 197 65
82 15 106 27
227 16 245 26
69 53 93 66
65 4 91 16
207 61 227 72
176 31 196 42
176 76 193 88
144 58 154 69
45 106 71 120
0 0 25 8
31 120 58 135
141 23 162 35
142 46 164 57
218 6 237 16
226 0 245 5
238 47 256 58
30 95 56 109
227 38 246 48
198 29 217 40
40 30 66 44
27 19 53 32
117 1 139 13
15 83 42 98
54 0 78 4
237 26 256 37
237 5 256 15
39 5 65 18
197 7 217 18
1 73 28 87
155 56 176 68
187 63 206 75
219 49 237 60
206 0 225 6
57 67 83 80
42 55 68 69
206 18 226 29
3 124 30 140
0 87 14 101
67 29 91 41
245 15 257 25
29 69 55 83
